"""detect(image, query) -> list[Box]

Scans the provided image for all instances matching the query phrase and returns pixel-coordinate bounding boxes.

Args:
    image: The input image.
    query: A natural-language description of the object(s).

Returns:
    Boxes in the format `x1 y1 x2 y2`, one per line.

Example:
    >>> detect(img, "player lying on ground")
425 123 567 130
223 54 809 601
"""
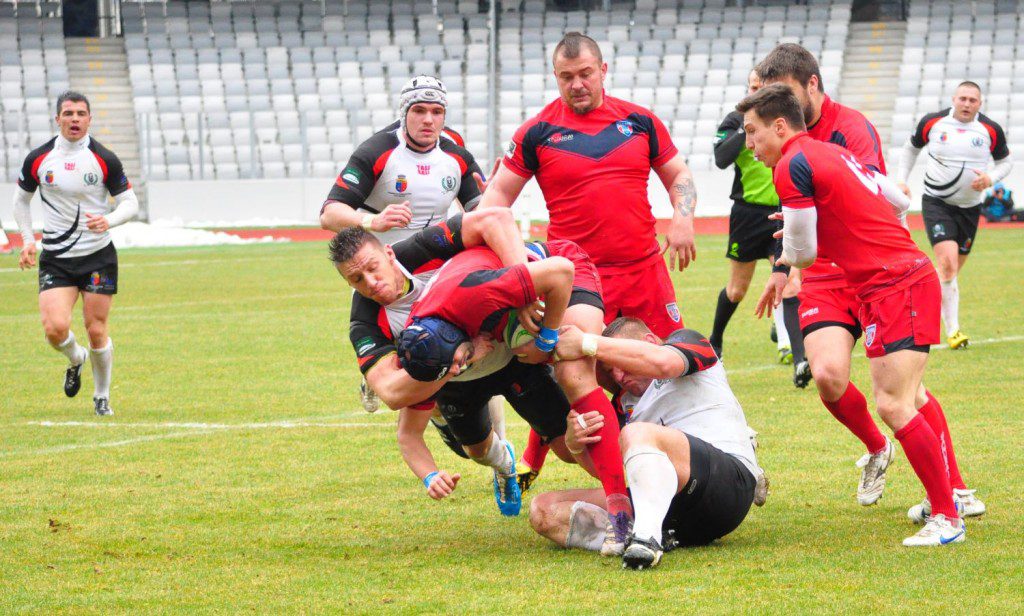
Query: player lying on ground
741 84 971 546
397 236 639 551
332 208 574 516
752 44 985 521
529 318 762 570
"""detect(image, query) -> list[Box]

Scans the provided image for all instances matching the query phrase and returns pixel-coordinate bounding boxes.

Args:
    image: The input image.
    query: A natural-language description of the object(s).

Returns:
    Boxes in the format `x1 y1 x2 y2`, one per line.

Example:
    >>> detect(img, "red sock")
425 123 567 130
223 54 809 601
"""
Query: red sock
895 413 957 519
821 383 887 454
917 390 967 490
521 429 550 471
573 387 630 516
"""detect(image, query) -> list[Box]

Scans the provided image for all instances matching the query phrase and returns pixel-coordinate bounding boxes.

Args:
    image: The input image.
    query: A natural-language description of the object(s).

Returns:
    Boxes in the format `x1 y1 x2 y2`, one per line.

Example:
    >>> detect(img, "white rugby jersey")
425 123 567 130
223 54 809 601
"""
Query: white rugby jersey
907 109 1011 207
18 134 132 258
620 360 760 479
325 126 483 246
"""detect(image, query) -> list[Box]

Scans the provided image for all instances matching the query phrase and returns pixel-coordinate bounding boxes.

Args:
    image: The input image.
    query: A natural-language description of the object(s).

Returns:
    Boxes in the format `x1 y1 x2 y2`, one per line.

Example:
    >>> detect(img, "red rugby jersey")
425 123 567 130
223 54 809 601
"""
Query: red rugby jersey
802 96 888 288
774 134 929 301
503 95 678 269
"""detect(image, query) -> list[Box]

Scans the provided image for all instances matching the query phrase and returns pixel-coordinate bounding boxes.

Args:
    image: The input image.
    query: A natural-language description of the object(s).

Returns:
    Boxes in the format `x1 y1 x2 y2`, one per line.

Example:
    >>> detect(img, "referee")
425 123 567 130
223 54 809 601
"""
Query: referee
14 91 139 416
709 71 804 373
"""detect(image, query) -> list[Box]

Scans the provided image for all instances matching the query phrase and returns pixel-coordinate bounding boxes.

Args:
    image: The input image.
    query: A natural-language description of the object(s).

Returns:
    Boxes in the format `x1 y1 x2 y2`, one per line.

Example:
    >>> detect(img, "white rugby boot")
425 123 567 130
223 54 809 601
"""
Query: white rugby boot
855 438 896 506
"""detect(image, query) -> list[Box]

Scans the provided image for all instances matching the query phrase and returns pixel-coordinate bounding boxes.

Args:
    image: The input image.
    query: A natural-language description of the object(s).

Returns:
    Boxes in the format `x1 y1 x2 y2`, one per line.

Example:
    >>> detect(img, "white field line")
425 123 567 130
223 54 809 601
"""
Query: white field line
0 252 309 275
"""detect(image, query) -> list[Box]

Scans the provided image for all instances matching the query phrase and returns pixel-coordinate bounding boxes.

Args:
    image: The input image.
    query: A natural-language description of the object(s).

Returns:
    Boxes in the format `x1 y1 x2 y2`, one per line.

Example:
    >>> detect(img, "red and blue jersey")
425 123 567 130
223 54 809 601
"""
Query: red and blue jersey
802 96 888 288
774 134 930 301
503 94 678 270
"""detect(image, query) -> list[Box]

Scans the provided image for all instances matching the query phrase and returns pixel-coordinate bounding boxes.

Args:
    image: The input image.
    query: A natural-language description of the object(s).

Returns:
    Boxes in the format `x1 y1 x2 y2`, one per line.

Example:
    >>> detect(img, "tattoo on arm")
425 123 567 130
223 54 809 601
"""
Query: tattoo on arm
673 178 696 217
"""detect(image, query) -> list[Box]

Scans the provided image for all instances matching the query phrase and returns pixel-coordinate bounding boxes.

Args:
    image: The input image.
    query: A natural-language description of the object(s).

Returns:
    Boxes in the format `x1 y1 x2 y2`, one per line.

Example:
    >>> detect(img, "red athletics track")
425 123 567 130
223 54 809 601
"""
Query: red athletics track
4 214 1022 246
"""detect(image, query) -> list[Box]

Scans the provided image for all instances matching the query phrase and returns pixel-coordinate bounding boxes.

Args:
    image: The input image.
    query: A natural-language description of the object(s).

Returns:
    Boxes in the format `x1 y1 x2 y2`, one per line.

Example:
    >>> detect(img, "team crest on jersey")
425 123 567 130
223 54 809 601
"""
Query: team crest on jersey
417 164 430 175
665 302 681 323
64 162 75 171
395 175 408 192
616 120 633 136
441 175 456 192
939 132 948 143
44 170 54 184
971 136 984 148
83 172 99 186
864 324 877 347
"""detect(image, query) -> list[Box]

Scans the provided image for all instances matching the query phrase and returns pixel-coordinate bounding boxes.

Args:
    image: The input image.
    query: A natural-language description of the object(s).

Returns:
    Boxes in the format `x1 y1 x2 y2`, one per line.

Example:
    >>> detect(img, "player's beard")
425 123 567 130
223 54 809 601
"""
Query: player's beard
802 100 815 126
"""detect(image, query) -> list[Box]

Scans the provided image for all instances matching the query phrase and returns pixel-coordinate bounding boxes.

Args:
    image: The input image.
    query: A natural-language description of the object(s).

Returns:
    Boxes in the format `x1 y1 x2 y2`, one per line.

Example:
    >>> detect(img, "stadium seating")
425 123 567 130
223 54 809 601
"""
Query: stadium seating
890 0 1024 158
122 0 850 181
0 1 70 181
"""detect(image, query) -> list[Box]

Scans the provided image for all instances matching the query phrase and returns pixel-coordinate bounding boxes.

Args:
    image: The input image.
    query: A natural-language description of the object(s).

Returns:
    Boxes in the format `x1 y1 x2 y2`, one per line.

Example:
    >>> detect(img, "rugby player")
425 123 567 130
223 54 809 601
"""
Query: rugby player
14 91 139 416
320 75 488 415
711 69 805 373
741 84 965 546
754 45 985 520
529 318 761 570
478 31 696 505
332 207 574 516
896 81 1013 350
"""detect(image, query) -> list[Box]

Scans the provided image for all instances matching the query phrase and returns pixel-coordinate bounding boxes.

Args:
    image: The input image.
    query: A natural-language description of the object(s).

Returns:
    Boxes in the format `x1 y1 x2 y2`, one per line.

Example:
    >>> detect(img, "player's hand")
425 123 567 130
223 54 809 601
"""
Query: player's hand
898 182 912 198
566 410 603 454
372 202 413 231
472 159 501 194
85 213 110 233
467 333 495 364
754 271 788 319
517 300 544 334
19 242 37 270
970 170 993 192
554 324 585 361
425 471 461 500
515 341 552 364
662 215 696 271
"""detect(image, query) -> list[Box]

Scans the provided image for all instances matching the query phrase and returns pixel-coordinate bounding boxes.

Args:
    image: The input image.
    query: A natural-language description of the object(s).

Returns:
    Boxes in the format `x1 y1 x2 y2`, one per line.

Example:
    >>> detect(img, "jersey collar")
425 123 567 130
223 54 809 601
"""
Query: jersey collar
780 132 810 156
397 129 438 154
56 133 90 153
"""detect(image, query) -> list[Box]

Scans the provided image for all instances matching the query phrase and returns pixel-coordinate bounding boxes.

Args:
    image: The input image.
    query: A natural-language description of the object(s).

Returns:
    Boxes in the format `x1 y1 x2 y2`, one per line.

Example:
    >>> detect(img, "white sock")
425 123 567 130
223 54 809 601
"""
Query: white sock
566 501 610 551
474 434 514 475
52 331 87 366
773 306 791 349
624 445 678 545
487 396 506 441
90 339 113 399
940 277 960 335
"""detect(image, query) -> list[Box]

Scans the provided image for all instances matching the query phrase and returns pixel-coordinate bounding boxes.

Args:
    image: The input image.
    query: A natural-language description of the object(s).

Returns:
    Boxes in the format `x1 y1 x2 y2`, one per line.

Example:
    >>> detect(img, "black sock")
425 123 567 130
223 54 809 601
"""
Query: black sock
710 288 740 350
782 296 805 364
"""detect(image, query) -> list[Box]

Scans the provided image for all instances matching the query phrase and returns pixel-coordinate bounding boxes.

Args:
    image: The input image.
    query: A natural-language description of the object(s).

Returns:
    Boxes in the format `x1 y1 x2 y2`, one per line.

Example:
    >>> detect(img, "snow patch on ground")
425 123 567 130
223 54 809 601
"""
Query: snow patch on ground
110 222 287 248
151 217 313 228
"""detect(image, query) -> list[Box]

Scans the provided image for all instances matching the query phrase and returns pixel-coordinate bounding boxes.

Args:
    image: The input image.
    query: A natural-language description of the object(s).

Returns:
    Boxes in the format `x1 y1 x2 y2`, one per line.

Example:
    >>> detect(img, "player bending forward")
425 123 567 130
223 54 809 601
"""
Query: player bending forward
529 318 762 570
742 84 967 546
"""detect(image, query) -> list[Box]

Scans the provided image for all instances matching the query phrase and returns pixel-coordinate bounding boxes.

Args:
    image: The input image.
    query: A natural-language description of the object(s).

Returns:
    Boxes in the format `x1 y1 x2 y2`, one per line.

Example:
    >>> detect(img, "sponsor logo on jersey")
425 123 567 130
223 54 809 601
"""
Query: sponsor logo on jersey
728 242 740 258
356 336 375 355
864 324 876 347
504 140 516 158
932 223 946 237
395 175 408 192
801 307 820 318
971 136 984 148
83 172 99 186
441 175 456 192
616 120 633 136
342 167 360 184
417 164 430 175
666 302 681 323
547 132 574 144
44 170 54 184
64 162 75 171
86 271 107 292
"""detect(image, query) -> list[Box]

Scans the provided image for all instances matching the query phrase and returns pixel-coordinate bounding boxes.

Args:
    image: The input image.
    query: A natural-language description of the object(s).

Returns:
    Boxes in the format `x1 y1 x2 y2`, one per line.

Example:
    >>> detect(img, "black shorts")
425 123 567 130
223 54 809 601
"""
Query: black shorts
38 243 118 295
661 434 756 546
435 359 569 447
922 195 981 255
727 202 781 262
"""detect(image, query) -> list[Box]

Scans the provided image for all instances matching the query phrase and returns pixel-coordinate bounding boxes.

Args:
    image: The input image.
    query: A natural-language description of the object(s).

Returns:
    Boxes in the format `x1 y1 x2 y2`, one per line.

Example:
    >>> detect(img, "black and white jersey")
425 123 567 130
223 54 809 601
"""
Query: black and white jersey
909 109 1011 207
325 125 483 245
18 134 132 258
618 329 761 479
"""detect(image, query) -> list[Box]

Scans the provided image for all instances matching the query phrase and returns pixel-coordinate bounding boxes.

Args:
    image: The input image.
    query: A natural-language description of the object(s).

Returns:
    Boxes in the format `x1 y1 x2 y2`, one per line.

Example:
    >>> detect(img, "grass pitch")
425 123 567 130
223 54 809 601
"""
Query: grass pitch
1 228 1023 614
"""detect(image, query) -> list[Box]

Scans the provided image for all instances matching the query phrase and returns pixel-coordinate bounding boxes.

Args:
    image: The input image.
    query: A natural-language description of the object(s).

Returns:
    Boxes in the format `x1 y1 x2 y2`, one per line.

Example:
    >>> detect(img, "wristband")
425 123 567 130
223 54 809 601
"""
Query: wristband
581 334 598 357
361 213 375 231
422 471 439 489
535 326 558 352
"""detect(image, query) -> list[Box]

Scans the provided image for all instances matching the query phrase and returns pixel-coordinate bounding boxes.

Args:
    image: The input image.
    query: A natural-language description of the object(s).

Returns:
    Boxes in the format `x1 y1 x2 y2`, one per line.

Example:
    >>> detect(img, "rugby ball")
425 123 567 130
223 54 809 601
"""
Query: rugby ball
504 310 536 350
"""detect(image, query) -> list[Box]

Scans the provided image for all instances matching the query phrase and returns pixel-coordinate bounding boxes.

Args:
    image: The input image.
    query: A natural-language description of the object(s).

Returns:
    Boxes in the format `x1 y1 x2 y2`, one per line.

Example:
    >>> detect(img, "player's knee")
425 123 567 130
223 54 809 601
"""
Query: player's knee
618 422 655 451
935 258 957 280
41 315 70 342
528 494 558 536
725 282 748 303
85 320 108 344
810 362 847 399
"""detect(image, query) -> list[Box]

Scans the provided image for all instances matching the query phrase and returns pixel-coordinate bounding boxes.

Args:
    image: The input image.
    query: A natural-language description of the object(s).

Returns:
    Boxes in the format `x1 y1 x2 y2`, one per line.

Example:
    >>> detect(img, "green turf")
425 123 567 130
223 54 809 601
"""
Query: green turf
1 230 1022 613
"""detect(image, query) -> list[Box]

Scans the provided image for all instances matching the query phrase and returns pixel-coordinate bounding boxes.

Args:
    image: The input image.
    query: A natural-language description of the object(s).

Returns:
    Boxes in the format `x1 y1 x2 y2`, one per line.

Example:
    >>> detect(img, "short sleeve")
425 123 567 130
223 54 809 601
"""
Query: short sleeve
502 121 537 179
325 133 395 209
775 151 816 210
349 296 397 376
647 112 679 168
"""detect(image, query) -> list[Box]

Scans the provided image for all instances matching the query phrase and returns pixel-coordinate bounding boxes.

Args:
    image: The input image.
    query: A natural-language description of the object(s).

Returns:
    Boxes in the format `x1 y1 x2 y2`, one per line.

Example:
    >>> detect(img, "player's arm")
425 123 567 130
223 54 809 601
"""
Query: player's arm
655 153 698 271
870 170 911 220
524 256 573 331
895 141 922 197
556 326 718 378
320 141 412 233
452 144 484 212
396 407 461 499
87 147 137 233
774 154 817 269
364 353 455 411
713 111 746 169
459 208 528 265
12 186 37 269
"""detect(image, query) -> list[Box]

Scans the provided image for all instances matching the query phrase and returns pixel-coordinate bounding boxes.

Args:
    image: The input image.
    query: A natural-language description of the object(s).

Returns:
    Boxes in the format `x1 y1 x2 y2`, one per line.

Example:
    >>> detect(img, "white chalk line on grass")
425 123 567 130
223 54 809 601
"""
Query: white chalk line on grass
0 252 310 275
